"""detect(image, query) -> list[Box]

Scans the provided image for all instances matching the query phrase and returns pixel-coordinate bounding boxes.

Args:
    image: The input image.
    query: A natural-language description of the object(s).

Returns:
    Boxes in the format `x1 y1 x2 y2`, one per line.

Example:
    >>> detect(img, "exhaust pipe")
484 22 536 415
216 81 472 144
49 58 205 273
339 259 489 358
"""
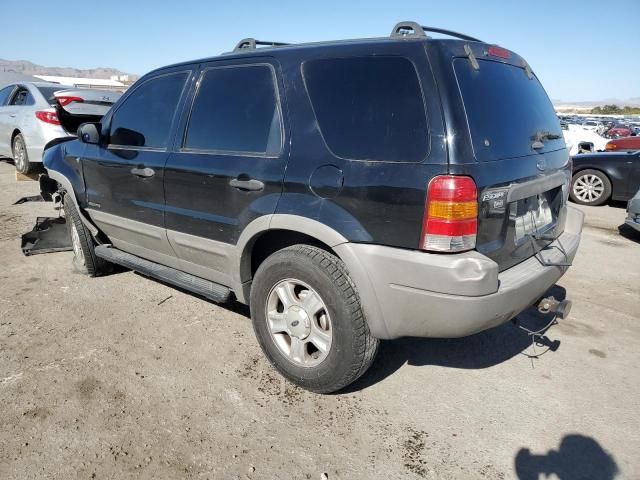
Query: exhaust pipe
537 296 572 319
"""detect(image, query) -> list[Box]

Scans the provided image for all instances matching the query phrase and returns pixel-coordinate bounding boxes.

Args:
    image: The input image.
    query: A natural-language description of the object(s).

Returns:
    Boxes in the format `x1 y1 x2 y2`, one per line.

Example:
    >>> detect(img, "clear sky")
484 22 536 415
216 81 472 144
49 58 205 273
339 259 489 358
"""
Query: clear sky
2 0 638 102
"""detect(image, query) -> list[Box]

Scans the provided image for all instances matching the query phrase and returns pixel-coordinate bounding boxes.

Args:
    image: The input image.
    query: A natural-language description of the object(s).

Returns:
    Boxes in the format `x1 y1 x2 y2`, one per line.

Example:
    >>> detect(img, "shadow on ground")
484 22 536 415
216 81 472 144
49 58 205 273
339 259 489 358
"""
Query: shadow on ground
141 269 566 392
342 284 566 392
618 223 640 243
515 434 619 480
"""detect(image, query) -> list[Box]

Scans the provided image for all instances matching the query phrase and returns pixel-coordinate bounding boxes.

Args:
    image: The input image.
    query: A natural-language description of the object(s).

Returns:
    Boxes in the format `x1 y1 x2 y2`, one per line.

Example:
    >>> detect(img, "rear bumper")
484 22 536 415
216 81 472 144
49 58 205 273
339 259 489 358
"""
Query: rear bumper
26 124 68 163
336 206 584 339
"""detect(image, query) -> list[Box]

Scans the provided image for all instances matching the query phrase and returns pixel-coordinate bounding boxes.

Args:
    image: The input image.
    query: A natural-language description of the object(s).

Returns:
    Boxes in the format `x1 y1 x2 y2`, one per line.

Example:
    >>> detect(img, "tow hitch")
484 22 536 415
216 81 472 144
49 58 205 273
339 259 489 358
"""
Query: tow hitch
537 296 572 320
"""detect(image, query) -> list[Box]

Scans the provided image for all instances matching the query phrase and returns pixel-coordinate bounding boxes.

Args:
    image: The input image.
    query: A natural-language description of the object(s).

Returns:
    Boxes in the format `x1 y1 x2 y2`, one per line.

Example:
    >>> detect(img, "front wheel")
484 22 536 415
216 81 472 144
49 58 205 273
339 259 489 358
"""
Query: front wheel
570 169 612 206
64 198 110 277
250 245 379 393
12 133 34 174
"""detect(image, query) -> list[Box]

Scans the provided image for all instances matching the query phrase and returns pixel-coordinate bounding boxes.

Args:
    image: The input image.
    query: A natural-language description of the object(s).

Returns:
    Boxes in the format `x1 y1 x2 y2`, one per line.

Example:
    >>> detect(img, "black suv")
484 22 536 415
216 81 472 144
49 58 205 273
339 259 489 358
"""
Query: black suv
42 22 584 393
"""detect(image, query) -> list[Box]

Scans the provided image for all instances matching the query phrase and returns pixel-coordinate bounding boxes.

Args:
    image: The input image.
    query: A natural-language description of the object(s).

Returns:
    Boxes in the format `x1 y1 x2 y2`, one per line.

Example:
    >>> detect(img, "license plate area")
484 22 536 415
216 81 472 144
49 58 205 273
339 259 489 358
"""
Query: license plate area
513 187 562 245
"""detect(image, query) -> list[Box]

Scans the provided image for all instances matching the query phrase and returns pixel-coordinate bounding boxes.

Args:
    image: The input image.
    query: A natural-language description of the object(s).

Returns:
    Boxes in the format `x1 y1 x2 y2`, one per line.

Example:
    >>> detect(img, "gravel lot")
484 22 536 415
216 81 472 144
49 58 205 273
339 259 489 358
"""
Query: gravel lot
1 159 639 480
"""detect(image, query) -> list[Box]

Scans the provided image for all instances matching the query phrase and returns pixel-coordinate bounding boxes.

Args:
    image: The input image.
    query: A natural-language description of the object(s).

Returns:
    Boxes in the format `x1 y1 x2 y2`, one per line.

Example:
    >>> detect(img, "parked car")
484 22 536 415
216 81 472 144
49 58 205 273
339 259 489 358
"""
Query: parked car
583 120 601 132
42 22 583 393
604 124 634 138
0 82 121 174
605 136 640 152
570 151 640 205
625 187 640 233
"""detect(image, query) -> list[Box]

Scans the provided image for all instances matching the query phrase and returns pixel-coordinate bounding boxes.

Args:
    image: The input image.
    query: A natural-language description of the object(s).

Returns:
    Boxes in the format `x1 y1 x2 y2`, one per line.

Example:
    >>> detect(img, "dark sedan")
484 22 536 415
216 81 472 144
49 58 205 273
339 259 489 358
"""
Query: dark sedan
571 150 640 205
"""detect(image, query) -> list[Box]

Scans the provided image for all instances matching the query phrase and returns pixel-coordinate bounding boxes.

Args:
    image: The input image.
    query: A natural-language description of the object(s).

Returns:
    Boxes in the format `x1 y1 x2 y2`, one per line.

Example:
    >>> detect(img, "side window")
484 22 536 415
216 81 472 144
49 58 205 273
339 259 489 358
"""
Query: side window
109 71 188 149
303 56 429 163
9 87 32 106
184 64 282 155
0 86 14 106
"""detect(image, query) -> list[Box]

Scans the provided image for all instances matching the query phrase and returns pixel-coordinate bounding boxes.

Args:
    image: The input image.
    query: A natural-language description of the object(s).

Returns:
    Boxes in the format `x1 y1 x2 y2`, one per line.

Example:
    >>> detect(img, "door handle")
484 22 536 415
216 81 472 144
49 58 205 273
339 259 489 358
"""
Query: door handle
9 114 16 118
229 178 264 191
131 167 155 178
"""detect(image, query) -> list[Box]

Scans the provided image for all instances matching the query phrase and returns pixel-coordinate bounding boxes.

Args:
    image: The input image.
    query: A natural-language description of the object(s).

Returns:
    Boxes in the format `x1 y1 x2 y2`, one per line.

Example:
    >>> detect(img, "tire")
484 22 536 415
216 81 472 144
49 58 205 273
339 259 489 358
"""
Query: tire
250 244 379 393
570 169 612 206
64 197 109 277
12 133 34 174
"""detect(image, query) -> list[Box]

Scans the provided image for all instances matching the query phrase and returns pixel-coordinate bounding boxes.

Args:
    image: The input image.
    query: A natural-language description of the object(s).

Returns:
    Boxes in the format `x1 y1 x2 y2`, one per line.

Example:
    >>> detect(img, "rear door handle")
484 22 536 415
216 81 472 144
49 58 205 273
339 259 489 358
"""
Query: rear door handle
131 167 155 178
229 178 264 191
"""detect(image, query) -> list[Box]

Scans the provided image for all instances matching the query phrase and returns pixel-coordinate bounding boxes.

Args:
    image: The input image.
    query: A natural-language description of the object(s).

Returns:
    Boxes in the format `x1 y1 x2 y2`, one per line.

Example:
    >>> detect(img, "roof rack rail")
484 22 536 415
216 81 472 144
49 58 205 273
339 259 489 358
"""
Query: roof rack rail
233 38 290 52
390 21 483 43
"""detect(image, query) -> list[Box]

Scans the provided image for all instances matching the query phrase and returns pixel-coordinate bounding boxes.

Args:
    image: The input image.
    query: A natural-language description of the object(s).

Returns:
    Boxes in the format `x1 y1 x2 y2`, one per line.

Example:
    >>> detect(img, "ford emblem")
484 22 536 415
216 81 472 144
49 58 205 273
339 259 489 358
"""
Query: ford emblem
536 158 546 171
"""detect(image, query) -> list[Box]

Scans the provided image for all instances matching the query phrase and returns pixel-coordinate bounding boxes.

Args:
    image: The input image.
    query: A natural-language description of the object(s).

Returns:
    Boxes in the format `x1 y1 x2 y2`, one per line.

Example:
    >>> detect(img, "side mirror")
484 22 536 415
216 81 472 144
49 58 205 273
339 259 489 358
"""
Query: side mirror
77 123 101 144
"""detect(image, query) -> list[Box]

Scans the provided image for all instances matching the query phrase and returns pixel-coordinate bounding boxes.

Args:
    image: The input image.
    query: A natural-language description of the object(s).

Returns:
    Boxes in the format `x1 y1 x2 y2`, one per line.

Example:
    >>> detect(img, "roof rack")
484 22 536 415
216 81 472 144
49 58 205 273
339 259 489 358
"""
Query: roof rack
233 38 289 52
390 21 483 43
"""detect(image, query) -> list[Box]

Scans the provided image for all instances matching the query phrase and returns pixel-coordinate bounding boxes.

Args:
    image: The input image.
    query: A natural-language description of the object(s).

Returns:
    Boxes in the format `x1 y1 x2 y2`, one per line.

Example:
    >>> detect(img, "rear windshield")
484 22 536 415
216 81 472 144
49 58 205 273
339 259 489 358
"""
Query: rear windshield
36 85 71 104
454 58 563 162
303 56 429 163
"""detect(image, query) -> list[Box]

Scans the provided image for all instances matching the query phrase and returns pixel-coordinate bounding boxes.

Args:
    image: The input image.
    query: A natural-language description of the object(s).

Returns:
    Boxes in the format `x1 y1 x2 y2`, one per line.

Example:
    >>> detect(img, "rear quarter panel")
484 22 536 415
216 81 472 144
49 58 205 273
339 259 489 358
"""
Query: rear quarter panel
273 41 448 249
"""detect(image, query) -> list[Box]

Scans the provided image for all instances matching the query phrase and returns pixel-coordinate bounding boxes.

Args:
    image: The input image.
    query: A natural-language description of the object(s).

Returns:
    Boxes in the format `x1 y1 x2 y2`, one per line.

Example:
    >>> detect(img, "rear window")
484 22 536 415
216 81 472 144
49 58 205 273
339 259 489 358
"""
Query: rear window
303 57 429 163
454 58 563 162
36 86 71 104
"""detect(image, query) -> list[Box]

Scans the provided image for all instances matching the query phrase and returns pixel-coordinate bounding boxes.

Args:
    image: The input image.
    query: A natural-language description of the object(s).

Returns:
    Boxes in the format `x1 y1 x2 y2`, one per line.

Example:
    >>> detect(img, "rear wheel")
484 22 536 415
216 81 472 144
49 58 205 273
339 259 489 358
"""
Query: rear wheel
12 133 34 174
570 169 611 206
250 244 379 393
64 197 109 277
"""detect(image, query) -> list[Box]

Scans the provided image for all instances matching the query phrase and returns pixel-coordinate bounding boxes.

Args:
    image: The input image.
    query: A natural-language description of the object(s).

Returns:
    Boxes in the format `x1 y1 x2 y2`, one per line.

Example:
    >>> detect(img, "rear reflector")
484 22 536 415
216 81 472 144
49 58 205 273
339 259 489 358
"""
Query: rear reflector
57 96 84 107
487 46 511 59
35 111 61 125
421 175 478 252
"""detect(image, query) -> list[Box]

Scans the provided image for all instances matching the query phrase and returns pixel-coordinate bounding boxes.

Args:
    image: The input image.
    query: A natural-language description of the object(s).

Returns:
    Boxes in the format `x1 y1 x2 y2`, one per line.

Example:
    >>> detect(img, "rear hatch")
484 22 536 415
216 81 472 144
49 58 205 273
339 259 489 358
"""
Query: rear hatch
444 44 570 271
53 89 121 134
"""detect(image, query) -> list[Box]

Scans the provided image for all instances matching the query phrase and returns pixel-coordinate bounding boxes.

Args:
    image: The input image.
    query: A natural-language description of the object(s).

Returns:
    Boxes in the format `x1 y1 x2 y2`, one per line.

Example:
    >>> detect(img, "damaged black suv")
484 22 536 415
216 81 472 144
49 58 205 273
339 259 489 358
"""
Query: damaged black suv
42 22 584 393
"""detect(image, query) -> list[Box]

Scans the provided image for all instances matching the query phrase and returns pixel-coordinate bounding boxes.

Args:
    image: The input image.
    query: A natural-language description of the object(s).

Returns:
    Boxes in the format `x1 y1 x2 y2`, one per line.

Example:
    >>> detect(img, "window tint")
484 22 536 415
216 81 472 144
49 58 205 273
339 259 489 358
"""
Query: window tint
0 86 14 106
185 65 282 155
110 72 188 148
37 86 72 104
454 59 562 162
303 57 429 163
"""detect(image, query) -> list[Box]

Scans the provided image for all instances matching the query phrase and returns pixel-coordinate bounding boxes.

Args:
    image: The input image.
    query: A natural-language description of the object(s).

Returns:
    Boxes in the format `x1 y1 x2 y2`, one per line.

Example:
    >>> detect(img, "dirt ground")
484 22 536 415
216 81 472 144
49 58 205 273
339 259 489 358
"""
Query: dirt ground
1 159 639 480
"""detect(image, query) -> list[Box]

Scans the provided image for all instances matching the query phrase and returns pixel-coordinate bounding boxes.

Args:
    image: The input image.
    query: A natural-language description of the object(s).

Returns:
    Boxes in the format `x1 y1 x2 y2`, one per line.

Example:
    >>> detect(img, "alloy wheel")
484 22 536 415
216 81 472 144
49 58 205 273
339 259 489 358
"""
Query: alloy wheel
265 279 333 367
70 221 86 266
573 174 604 203
13 137 25 171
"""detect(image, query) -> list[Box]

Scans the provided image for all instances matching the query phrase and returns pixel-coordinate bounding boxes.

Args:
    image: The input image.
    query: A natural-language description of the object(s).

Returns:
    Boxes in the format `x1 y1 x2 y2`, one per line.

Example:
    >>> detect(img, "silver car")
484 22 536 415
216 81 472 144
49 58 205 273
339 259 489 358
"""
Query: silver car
625 187 640 233
0 82 121 174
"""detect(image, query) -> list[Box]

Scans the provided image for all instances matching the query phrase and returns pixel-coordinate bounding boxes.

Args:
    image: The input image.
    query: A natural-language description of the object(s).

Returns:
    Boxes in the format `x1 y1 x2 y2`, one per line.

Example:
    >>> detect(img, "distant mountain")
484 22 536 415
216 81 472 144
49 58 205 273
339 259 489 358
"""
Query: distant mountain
553 97 640 108
0 58 138 80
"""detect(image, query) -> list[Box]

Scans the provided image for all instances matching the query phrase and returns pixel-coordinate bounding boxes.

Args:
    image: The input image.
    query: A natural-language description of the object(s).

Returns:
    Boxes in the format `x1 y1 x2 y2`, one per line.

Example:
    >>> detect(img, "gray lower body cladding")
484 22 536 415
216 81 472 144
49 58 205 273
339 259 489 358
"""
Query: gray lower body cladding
336 206 585 339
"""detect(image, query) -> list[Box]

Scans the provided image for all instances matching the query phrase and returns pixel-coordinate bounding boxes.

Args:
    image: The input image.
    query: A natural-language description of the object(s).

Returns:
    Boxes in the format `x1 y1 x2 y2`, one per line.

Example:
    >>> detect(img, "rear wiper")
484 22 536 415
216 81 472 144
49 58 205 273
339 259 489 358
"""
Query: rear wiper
531 131 562 149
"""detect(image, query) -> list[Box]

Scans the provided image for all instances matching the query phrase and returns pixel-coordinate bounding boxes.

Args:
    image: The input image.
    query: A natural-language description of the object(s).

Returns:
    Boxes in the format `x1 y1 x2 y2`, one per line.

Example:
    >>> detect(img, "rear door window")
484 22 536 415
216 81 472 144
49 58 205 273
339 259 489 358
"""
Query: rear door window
184 64 282 155
303 56 429 163
454 58 563 162
9 87 33 106
109 71 189 149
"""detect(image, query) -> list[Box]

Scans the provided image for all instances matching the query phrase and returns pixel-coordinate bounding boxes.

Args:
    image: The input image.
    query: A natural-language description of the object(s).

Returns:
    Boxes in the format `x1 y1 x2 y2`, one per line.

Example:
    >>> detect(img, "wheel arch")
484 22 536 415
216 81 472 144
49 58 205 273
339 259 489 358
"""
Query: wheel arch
234 215 348 303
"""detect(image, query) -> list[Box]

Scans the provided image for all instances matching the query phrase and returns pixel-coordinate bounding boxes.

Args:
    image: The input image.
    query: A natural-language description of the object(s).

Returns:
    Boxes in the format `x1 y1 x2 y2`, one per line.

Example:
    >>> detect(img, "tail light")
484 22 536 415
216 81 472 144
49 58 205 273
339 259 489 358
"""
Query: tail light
420 175 478 252
57 96 84 107
35 110 61 125
605 142 616 151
